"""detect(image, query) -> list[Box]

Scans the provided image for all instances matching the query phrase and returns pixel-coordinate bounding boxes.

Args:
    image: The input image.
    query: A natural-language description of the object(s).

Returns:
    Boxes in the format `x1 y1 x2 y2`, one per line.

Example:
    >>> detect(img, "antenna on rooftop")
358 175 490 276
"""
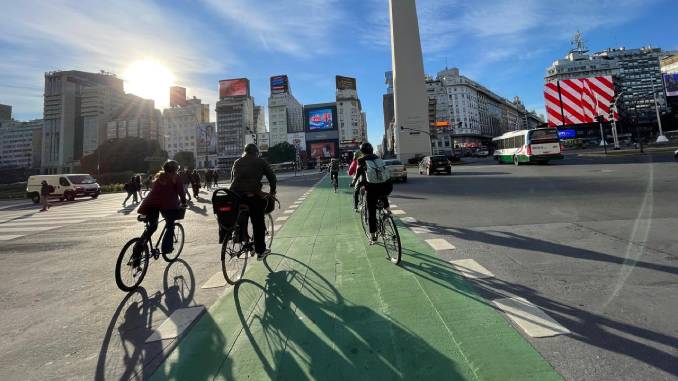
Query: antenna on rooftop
570 30 588 54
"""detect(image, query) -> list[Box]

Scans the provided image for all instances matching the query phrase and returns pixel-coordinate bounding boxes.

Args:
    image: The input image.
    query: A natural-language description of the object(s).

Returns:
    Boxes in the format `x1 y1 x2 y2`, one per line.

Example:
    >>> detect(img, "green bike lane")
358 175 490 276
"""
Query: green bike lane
150 177 561 380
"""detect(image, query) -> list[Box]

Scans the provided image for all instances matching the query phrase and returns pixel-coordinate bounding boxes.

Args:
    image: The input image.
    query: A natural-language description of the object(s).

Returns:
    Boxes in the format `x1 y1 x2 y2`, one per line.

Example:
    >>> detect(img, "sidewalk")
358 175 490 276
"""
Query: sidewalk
150 177 561 381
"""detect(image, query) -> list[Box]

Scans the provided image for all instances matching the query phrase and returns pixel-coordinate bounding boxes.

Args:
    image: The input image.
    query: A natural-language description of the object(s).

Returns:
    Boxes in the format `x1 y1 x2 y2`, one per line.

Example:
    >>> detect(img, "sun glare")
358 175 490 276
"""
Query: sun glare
123 59 175 108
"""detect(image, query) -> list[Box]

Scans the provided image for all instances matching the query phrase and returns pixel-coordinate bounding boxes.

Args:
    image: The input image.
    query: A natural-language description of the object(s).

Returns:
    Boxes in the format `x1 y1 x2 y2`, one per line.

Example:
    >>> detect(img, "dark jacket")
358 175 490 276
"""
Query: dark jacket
138 173 186 214
40 182 50 196
355 153 379 184
229 154 277 194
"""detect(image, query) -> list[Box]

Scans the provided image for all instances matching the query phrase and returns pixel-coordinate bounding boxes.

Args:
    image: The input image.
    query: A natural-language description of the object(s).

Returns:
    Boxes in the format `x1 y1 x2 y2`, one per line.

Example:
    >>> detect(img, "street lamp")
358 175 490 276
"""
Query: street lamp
610 91 624 150
400 125 435 154
651 81 668 143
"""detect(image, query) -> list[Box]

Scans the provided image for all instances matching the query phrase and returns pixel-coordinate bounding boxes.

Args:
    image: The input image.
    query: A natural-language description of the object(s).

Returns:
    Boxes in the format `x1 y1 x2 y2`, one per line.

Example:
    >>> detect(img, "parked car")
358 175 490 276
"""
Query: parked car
473 148 490 157
418 155 452 175
383 159 407 182
26 174 100 204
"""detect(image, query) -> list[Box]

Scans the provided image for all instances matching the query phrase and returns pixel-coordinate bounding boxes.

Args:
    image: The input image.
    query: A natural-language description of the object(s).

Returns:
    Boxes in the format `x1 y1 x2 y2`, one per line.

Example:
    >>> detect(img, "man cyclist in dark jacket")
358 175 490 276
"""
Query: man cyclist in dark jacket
355 143 392 244
230 143 277 260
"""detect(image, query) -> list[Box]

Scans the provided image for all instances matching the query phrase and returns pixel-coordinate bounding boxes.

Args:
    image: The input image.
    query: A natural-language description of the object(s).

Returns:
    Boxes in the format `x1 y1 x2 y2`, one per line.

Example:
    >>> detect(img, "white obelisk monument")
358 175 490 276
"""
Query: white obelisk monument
389 0 432 161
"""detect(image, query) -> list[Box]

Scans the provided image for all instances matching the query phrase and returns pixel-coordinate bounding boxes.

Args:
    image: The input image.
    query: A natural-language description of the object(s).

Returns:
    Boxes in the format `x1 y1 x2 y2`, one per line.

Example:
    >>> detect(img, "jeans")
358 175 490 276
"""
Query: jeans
183 185 192 200
366 182 392 234
353 182 363 209
238 195 267 254
124 191 138 204
142 209 180 253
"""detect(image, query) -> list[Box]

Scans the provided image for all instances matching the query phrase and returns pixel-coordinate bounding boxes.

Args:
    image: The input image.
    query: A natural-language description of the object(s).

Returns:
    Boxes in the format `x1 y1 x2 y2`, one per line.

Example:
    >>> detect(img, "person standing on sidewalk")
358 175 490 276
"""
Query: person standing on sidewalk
205 169 212 191
191 169 201 199
213 170 219 188
39 180 51 211
179 169 192 202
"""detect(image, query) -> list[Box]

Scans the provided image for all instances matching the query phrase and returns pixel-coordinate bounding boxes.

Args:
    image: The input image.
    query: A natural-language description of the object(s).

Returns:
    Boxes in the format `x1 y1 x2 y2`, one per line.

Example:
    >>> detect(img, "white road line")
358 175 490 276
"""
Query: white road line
390 204 398 208
449 259 494 279
0 235 25 241
273 224 282 232
400 217 417 223
492 297 570 338
145 306 206 342
425 238 456 251
201 272 227 289
0 226 64 233
410 226 431 234
0 220 85 228
288 205 298 209
283 210 294 214
276 216 289 222
293 201 302 204
390 210 406 215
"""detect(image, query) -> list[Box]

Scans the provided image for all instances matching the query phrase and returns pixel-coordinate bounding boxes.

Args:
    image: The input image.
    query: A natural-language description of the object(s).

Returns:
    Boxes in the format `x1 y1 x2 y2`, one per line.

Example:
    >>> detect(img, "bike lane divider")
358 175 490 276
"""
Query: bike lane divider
146 306 206 343
425 238 457 251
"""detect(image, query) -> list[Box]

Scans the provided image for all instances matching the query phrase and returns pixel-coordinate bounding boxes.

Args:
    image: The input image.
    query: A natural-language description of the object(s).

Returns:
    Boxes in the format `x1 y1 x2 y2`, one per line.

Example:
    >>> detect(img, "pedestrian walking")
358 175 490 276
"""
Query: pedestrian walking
134 174 143 201
144 174 153 197
205 170 212 191
123 176 138 205
39 180 51 211
191 169 201 199
180 169 192 201
213 170 219 188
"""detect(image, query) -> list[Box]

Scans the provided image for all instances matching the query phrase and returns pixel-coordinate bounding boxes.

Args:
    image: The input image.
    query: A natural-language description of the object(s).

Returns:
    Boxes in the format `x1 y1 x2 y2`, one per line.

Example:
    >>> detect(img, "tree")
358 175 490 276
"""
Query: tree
267 142 296 164
80 137 167 174
174 151 196 170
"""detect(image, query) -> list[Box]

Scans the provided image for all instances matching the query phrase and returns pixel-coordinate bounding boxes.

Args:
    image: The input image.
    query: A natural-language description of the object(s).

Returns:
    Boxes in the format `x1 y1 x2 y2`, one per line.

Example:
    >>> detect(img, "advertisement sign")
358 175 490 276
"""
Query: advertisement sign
170 86 186 107
287 132 306 150
307 109 333 131
196 124 217 155
270 75 289 94
664 73 678 97
544 76 617 126
219 78 250 98
336 75 357 90
558 129 576 139
308 141 338 160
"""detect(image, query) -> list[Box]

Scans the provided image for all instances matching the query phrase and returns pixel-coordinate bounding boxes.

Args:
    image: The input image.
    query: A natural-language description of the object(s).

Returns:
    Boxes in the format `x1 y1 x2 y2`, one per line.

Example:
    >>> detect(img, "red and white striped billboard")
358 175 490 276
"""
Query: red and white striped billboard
544 76 617 126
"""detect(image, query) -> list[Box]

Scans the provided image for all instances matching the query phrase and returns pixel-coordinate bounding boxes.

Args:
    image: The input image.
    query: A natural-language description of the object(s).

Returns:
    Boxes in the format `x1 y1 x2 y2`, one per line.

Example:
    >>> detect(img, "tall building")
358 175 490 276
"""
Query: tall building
253 105 266 133
335 76 366 153
545 33 670 129
161 96 210 160
106 94 159 142
382 72 395 157
216 78 254 170
304 102 339 161
0 118 43 169
81 85 126 156
0 104 11 121
267 75 303 147
42 70 124 174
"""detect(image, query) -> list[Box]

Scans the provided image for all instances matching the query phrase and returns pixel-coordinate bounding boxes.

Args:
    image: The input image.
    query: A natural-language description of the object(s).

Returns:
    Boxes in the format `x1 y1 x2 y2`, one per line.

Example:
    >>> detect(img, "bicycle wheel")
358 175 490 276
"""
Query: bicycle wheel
360 204 370 238
247 213 274 250
381 214 402 264
162 223 184 262
221 230 248 285
115 238 150 291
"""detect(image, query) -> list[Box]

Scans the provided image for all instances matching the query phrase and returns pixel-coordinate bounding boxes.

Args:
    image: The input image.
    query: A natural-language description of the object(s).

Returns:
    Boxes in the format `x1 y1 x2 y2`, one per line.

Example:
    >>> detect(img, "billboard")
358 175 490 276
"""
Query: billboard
287 132 306 150
664 73 678 97
307 108 334 131
544 76 617 126
270 75 289 94
336 75 357 90
170 86 186 107
219 78 250 98
557 129 576 139
196 124 217 155
308 141 338 160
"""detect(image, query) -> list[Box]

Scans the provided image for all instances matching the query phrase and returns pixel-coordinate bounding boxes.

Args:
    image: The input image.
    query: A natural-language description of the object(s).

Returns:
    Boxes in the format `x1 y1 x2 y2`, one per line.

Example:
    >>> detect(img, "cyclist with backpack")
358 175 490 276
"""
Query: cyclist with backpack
328 158 340 192
354 143 392 244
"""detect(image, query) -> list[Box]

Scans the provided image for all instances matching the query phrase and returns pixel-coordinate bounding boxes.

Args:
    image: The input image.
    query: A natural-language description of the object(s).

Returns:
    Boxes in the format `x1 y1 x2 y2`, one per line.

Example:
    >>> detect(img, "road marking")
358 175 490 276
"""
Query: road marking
0 234 24 241
283 210 294 214
492 297 570 338
400 217 417 223
0 226 65 233
0 220 85 227
390 204 398 208
273 224 282 232
288 205 298 209
293 201 302 204
201 272 227 289
145 306 206 343
425 238 456 250
449 259 494 279
390 210 406 215
410 226 431 234
276 216 289 222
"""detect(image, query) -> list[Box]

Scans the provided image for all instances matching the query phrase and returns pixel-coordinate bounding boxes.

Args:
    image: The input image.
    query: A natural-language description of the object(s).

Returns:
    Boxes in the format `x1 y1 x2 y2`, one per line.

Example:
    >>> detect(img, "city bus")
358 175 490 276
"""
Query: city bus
492 128 563 165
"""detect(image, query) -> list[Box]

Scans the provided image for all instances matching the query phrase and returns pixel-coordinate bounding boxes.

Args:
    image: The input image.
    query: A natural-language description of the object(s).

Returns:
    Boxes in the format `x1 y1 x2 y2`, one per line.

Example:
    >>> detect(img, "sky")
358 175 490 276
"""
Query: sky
1 0 676 146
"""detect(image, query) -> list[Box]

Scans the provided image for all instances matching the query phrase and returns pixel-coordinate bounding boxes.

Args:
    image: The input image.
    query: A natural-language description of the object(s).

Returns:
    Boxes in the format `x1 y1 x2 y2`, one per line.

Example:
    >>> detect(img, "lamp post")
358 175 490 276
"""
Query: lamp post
596 115 607 154
400 125 434 154
651 81 668 143
611 91 624 150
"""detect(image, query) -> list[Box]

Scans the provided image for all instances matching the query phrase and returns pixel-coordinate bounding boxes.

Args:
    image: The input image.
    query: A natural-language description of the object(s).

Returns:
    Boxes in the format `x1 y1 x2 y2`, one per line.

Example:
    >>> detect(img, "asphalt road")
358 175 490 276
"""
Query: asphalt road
0 172 324 381
391 153 678 381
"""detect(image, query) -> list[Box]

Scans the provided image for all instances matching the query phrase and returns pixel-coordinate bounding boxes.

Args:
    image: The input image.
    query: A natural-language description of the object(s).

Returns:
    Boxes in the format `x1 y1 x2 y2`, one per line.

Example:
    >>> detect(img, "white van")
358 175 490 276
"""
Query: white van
26 174 101 203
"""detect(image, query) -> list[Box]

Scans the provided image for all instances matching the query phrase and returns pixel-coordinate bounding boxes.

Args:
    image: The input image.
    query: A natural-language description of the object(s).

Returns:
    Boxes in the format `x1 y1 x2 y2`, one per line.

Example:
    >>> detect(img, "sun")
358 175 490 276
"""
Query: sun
123 59 175 109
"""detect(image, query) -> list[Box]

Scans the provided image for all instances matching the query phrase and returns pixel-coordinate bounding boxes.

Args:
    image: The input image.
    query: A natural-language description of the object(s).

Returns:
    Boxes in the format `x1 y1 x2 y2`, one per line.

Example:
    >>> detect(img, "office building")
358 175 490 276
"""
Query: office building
106 94 159 142
161 96 210 160
42 70 124 174
216 78 254 170
268 75 303 147
304 102 339 161
335 76 367 152
0 118 43 169
81 85 126 156
0 104 11 121
253 105 266 134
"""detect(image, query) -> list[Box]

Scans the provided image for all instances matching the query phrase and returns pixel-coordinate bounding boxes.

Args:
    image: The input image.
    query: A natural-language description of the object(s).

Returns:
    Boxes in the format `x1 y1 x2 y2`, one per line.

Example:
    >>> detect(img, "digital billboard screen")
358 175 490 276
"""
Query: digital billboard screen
219 78 249 98
336 75 356 90
196 124 217 155
270 75 289 94
664 73 678 97
558 129 576 139
307 109 334 131
308 141 338 160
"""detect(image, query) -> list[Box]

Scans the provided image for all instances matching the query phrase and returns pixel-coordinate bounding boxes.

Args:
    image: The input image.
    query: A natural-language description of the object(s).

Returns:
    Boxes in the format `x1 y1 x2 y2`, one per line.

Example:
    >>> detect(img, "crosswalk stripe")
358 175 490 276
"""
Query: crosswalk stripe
449 259 494 279
0 226 64 233
0 220 85 227
145 306 206 343
0 234 24 241
391 210 406 215
492 297 570 338
425 238 456 251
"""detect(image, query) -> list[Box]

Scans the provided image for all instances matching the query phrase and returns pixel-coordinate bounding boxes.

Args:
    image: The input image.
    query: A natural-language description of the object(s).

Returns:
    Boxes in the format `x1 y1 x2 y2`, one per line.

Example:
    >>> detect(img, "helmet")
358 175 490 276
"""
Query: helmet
360 142 373 155
244 143 259 156
163 160 179 173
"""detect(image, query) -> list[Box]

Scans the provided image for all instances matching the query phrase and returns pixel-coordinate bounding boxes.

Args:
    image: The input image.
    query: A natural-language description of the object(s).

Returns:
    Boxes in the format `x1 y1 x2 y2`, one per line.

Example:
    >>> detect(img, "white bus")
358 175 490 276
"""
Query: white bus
492 128 563 165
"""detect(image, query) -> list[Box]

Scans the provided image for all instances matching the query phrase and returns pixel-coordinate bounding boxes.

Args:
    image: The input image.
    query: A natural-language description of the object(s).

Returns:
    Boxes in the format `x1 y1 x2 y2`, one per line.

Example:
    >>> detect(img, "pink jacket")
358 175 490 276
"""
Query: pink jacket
348 159 358 176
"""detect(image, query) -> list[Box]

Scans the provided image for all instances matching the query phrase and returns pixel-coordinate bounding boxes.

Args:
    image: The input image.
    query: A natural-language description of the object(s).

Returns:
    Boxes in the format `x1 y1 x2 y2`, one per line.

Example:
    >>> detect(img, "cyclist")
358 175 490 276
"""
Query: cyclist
349 150 365 212
354 143 392 244
328 157 340 192
137 160 187 260
230 143 277 260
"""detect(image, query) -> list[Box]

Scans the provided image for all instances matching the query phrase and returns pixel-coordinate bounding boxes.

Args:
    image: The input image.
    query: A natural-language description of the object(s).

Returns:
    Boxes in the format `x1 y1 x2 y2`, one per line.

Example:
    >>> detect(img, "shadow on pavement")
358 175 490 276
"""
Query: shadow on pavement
95 259 197 380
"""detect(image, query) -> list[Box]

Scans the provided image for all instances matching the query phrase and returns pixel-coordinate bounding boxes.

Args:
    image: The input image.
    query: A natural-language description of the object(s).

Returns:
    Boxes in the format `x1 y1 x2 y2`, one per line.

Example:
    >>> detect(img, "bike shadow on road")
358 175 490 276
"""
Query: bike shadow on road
396 224 678 378
206 253 469 380
95 258 205 381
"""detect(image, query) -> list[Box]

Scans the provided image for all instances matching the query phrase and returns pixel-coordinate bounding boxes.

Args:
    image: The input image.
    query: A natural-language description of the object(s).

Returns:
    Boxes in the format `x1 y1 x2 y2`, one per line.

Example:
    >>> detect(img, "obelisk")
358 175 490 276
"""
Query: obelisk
389 0 432 161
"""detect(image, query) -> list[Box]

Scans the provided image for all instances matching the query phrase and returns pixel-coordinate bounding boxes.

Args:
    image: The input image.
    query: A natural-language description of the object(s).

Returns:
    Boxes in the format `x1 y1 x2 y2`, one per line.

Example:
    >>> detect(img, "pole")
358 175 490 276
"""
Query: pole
598 117 607 154
651 81 668 143
611 91 623 150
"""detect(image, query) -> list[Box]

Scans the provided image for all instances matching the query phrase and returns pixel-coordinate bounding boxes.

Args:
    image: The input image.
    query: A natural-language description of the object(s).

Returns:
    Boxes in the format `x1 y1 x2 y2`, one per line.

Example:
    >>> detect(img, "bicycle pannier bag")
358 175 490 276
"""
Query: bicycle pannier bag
212 189 240 243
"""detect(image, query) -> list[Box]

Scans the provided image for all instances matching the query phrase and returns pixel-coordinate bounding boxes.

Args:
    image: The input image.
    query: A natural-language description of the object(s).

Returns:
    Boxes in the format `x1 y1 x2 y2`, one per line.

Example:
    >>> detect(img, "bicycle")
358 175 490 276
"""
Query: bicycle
360 198 401 264
215 190 277 285
115 209 186 291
